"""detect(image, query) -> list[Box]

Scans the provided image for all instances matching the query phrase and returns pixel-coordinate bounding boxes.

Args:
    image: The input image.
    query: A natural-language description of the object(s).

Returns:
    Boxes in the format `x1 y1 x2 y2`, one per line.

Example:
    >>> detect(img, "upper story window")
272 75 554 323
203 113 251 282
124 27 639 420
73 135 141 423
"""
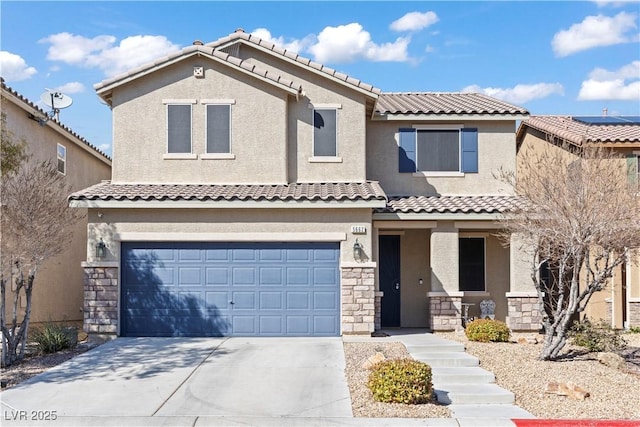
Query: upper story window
56 143 66 175
167 104 192 153
205 103 231 154
313 108 338 157
399 127 478 174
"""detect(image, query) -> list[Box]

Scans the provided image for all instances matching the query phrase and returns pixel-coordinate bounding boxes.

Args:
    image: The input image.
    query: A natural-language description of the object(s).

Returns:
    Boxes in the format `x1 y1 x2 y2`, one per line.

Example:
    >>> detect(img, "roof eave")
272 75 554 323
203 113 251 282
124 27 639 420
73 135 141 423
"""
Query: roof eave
372 113 530 121
70 199 387 209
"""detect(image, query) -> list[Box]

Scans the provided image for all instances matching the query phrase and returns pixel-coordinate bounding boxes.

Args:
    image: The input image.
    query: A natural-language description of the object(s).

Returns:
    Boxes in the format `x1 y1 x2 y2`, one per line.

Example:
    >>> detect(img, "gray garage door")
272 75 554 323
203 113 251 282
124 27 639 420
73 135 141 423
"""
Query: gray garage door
121 242 340 337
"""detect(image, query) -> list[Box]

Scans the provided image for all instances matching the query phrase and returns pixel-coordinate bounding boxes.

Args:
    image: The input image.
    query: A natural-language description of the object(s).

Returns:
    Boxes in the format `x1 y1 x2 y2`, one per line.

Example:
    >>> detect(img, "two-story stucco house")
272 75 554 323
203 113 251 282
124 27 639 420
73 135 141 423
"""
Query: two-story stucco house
517 115 640 330
70 29 536 338
1 79 112 325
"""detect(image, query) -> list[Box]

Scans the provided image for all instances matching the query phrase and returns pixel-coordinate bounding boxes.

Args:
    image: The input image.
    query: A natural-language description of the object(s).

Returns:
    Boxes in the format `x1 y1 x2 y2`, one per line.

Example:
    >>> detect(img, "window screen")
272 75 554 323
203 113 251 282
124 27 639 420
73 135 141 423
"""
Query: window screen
313 109 337 157
167 104 191 153
206 104 231 153
57 144 66 175
417 130 459 172
459 237 485 291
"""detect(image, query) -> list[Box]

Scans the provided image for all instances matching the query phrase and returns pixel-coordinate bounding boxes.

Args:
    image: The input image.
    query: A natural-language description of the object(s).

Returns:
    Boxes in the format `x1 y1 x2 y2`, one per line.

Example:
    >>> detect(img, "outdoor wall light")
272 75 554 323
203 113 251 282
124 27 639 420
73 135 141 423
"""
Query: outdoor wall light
419 278 423 286
353 239 365 263
95 238 107 259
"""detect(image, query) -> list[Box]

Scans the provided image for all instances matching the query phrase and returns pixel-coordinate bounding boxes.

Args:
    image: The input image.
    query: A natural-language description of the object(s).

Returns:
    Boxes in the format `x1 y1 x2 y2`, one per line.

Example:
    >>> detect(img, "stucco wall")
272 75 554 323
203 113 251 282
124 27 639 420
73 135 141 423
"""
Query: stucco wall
86 207 373 265
367 120 516 196
1 94 111 323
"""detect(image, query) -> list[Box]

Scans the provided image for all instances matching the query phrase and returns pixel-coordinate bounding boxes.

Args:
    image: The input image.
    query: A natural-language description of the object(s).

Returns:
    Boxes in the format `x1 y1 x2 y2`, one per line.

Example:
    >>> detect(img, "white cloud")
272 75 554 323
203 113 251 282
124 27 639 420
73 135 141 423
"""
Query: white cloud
390 11 439 32
578 61 640 100
250 28 315 53
40 32 179 77
551 12 638 57
0 51 37 81
97 143 111 152
54 81 85 94
462 83 565 104
309 23 411 63
593 0 637 7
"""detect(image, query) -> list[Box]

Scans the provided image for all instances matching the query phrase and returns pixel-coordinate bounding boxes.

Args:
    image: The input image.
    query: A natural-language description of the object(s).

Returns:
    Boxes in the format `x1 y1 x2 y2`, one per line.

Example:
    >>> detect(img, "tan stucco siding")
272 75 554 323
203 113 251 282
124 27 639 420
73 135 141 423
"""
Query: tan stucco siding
110 59 289 184
1 95 111 324
86 208 373 264
367 121 516 196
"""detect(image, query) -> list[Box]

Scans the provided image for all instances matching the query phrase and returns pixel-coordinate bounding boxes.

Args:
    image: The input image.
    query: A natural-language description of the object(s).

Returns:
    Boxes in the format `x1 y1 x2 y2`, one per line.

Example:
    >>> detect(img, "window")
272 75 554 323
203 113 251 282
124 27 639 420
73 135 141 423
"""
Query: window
399 127 478 174
206 104 231 154
56 143 66 175
627 154 639 186
459 237 485 291
167 104 192 153
313 109 337 157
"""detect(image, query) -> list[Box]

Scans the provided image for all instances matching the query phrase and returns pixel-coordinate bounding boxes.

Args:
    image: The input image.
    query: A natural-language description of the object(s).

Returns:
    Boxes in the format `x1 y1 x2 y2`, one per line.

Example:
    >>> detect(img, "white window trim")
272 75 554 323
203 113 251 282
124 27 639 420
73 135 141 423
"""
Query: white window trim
412 124 464 174
57 143 66 175
202 101 234 155
459 236 486 292
166 103 194 155
311 107 340 159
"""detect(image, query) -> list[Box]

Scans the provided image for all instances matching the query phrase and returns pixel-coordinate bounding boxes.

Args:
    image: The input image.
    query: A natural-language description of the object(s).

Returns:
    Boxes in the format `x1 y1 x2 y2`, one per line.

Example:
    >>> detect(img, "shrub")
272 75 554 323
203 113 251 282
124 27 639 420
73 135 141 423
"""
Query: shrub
569 318 627 353
465 319 511 342
628 326 640 334
367 358 433 404
31 323 77 354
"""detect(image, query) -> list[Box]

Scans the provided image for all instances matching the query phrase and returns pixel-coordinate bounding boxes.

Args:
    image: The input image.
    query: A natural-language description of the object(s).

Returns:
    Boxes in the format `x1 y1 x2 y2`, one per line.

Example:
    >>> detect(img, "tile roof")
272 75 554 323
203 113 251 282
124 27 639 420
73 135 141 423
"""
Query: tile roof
207 30 381 96
375 92 529 116
69 181 387 203
518 115 640 145
1 79 111 162
376 195 524 214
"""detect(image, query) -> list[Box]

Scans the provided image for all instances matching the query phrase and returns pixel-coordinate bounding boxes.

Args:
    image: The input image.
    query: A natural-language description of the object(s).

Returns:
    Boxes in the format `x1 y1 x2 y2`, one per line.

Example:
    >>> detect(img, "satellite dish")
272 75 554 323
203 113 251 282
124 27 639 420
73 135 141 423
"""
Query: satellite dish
40 89 73 110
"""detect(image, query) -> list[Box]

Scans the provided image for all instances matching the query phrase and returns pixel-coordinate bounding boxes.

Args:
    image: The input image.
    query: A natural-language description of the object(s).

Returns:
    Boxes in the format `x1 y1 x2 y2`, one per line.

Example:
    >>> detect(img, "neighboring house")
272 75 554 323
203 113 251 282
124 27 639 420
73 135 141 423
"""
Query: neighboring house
70 29 535 338
517 115 640 329
1 79 112 325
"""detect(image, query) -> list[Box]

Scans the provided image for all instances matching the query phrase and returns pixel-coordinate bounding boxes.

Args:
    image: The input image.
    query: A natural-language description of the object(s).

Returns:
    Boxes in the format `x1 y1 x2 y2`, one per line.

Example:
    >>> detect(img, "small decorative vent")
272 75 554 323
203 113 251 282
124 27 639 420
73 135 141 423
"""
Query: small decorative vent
193 66 204 78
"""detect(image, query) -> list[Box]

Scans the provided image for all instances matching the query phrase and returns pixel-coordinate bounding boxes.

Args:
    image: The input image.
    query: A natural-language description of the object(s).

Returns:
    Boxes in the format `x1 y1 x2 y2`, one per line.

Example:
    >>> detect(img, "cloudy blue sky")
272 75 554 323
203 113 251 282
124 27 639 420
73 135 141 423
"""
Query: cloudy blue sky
1 1 639 157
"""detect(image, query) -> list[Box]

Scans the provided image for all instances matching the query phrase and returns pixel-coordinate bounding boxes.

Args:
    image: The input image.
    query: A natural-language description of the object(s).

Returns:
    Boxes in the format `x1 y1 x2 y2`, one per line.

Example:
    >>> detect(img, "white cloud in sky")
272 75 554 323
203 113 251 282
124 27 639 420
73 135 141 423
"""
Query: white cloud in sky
578 60 640 100
40 32 179 77
592 0 637 7
551 12 638 57
0 51 37 81
97 143 111 153
309 23 411 63
462 83 565 104
54 81 85 94
251 28 315 53
390 11 439 32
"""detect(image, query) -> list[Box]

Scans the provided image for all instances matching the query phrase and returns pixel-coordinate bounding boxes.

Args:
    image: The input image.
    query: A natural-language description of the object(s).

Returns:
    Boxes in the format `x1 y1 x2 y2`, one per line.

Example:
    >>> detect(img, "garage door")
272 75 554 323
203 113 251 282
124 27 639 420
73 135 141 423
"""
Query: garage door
121 242 340 337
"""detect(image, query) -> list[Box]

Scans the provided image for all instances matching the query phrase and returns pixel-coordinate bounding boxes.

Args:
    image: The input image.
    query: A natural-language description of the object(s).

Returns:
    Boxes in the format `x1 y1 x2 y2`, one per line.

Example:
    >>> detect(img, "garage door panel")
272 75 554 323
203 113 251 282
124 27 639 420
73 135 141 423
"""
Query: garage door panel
121 242 339 337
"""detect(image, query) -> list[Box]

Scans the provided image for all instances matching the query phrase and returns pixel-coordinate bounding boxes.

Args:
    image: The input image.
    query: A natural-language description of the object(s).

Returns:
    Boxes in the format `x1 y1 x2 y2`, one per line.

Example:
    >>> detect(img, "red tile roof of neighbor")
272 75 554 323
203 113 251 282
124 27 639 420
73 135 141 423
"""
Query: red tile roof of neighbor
375 92 529 116
377 195 524 214
518 116 640 145
69 181 388 203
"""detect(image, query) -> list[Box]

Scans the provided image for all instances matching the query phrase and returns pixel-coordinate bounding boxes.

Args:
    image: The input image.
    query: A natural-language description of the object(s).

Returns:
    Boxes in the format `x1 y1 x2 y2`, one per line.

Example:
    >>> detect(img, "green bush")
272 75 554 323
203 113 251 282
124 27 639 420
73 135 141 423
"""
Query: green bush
31 323 76 354
367 358 433 404
465 319 511 342
569 318 627 353
628 326 640 334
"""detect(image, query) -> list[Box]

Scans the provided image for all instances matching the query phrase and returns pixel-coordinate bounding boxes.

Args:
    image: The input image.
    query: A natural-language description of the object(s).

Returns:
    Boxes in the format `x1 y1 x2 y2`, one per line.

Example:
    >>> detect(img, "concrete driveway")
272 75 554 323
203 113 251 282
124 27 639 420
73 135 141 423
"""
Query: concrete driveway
0 337 353 419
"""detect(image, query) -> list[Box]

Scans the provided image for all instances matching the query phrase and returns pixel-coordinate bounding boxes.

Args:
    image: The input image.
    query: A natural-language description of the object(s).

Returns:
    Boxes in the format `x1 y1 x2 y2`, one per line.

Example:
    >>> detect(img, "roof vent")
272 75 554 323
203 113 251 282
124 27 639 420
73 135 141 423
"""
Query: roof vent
235 28 245 33
193 40 204 46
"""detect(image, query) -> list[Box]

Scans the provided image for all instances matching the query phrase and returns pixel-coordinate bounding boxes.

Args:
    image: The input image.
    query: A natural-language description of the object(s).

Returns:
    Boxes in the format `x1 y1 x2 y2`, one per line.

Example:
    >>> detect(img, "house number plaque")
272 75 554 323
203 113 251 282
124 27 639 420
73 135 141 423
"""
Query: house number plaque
351 226 366 234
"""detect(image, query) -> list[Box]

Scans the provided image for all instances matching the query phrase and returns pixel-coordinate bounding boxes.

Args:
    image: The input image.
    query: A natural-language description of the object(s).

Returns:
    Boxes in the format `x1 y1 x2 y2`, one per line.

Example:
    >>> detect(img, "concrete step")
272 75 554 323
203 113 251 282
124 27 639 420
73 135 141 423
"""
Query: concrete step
431 367 495 384
448 404 535 419
406 342 465 353
435 384 515 405
413 352 479 367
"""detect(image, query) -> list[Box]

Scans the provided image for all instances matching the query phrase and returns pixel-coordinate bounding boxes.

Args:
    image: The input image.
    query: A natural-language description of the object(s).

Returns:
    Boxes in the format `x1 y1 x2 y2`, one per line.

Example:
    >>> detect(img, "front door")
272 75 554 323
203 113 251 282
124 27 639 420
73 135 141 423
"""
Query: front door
379 235 401 327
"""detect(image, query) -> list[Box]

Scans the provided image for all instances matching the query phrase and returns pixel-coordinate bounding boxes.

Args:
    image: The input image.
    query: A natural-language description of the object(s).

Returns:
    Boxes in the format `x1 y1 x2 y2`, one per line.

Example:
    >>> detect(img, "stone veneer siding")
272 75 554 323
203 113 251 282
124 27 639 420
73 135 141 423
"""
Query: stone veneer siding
629 301 640 327
506 296 543 331
341 266 375 334
83 266 118 335
374 292 383 331
430 296 462 331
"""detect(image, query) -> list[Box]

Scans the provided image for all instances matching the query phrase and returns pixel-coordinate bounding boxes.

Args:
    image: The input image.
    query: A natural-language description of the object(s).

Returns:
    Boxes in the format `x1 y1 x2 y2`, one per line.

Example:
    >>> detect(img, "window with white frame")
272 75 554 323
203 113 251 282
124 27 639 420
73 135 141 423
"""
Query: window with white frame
167 104 192 153
56 143 66 175
399 127 478 174
459 237 485 291
313 109 337 157
205 104 231 154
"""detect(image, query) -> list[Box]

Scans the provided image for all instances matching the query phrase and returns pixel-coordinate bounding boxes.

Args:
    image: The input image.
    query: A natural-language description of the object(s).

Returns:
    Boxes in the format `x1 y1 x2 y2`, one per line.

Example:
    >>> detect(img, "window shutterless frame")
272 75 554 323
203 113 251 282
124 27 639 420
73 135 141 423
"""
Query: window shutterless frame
163 99 196 156
204 103 232 154
56 143 66 175
312 108 338 157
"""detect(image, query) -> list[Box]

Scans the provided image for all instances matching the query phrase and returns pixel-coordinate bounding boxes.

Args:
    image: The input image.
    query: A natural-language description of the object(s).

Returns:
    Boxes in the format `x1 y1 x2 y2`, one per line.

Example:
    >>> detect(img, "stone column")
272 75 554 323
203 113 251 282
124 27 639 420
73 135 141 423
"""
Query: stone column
374 291 383 331
506 233 542 331
427 223 461 330
82 261 119 339
629 300 640 328
341 263 376 335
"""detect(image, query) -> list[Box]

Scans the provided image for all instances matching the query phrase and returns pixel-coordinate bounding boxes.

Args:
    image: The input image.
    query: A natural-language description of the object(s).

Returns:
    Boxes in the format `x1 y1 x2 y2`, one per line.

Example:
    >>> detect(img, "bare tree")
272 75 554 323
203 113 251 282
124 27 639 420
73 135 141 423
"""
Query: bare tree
1 161 84 367
1 110 29 178
498 143 640 360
